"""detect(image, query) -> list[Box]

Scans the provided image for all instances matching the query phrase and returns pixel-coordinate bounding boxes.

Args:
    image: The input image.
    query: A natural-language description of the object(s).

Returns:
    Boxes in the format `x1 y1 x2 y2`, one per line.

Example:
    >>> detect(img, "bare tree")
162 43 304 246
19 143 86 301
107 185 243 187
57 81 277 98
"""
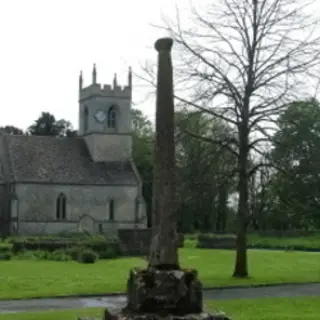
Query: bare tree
143 0 320 277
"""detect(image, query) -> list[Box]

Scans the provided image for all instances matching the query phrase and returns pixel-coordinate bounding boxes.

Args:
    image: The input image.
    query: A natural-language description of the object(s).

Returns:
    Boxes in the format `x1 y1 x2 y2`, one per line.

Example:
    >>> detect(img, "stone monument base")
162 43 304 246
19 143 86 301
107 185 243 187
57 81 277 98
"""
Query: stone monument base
79 310 229 320
126 267 203 315
103 308 230 320
78 268 231 320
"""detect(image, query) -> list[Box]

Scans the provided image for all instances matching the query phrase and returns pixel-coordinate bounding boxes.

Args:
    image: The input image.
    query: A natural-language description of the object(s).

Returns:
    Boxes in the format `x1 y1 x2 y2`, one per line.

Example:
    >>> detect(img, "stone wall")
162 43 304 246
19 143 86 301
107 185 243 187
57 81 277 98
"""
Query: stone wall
14 183 146 235
84 133 132 162
18 221 146 236
79 89 131 136
0 184 6 218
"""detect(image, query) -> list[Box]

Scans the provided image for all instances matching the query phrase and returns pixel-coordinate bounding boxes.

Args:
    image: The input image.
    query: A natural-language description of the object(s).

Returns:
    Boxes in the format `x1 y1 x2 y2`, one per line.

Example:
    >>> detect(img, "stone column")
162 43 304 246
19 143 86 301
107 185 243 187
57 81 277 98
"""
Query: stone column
78 37 232 320
149 37 179 270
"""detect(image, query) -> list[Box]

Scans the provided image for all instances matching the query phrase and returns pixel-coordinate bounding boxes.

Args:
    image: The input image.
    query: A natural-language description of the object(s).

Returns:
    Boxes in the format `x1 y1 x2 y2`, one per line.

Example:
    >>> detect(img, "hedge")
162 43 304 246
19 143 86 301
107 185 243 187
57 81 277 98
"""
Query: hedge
4 232 185 259
0 243 12 254
196 233 320 251
11 237 122 257
197 234 236 249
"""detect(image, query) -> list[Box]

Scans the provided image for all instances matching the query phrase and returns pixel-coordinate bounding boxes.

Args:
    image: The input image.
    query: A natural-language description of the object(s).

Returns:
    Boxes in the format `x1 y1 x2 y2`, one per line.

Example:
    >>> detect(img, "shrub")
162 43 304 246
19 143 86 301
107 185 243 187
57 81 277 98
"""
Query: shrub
184 237 197 248
57 231 90 239
99 246 117 259
67 246 85 261
14 251 37 260
0 243 12 254
0 252 11 260
197 233 236 249
10 249 71 261
11 237 122 256
32 250 51 260
78 249 98 264
51 249 71 261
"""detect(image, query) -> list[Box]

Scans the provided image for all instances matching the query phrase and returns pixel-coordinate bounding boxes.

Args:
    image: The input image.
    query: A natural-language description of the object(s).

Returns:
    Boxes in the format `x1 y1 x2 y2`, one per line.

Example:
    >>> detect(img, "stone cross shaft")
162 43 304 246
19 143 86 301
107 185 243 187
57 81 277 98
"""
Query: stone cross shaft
78 36 232 320
148 37 179 269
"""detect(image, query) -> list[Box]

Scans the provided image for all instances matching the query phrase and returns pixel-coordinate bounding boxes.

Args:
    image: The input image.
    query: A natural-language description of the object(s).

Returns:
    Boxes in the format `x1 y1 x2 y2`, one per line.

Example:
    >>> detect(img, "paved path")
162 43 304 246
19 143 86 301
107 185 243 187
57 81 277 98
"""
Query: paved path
1 283 320 314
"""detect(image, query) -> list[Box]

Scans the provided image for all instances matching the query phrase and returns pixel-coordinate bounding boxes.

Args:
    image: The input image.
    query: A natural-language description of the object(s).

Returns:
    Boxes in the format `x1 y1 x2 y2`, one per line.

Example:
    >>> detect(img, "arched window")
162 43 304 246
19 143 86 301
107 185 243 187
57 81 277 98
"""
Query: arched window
109 199 115 221
107 106 116 128
56 193 67 220
11 194 19 220
134 198 139 223
84 106 89 133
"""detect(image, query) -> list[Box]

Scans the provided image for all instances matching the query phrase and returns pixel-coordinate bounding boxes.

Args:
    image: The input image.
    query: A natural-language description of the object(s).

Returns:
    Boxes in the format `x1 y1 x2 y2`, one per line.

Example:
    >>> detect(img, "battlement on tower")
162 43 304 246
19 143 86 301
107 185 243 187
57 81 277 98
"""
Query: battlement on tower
78 65 132 102
79 82 131 101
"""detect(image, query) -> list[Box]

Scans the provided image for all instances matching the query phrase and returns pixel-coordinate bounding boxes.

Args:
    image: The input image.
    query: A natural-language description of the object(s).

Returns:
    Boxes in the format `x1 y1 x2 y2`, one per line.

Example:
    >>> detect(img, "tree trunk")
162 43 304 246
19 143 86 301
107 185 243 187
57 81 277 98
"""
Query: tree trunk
233 144 249 277
216 185 228 232
233 105 250 278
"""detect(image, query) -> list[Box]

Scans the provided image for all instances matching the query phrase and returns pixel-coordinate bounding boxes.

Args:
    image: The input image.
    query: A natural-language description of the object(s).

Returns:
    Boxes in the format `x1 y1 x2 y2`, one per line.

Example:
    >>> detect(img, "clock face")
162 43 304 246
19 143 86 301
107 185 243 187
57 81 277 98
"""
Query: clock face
94 110 106 123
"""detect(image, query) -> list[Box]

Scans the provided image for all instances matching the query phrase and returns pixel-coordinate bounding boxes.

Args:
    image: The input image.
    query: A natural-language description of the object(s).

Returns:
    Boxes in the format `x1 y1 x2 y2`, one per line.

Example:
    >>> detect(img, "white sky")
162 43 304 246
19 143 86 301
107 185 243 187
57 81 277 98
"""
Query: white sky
0 0 187 130
0 0 319 131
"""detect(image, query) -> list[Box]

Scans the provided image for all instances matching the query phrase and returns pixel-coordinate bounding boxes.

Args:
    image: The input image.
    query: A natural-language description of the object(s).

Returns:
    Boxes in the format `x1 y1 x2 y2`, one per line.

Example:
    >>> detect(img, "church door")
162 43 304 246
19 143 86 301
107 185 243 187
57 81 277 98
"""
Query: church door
78 215 95 234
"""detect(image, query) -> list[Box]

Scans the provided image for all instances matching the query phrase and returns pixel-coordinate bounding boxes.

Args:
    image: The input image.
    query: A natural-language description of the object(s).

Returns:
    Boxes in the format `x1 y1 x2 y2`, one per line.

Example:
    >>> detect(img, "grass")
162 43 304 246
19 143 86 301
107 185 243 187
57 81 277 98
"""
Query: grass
0 248 319 300
0 308 104 320
0 297 319 320
209 297 320 320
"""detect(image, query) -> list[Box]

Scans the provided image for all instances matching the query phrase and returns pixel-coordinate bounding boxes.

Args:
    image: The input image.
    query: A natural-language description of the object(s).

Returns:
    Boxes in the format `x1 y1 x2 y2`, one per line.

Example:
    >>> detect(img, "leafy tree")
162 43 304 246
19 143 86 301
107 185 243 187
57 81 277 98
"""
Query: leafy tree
55 119 77 137
153 0 320 277
248 160 274 230
0 126 24 135
28 112 76 137
267 99 320 229
131 108 237 232
28 112 56 136
131 109 154 226
175 111 237 233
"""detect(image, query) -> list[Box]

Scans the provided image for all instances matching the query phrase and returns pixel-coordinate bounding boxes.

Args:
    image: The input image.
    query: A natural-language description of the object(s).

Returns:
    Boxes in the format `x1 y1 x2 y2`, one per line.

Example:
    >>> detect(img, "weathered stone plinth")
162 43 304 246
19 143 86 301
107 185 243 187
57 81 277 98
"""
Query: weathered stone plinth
79 310 230 320
78 268 232 320
105 308 230 320
78 35 232 320
126 268 203 316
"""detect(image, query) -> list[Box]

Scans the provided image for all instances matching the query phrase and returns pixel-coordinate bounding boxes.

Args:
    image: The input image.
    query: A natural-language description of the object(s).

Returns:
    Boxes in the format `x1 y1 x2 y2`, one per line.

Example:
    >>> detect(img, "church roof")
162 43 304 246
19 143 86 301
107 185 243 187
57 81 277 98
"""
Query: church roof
0 135 138 185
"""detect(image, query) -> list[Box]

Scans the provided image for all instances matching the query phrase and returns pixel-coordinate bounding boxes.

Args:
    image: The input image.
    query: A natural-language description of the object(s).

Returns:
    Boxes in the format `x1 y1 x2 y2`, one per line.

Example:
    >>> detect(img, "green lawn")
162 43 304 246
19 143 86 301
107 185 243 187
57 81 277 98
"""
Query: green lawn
0 297 319 320
0 248 319 300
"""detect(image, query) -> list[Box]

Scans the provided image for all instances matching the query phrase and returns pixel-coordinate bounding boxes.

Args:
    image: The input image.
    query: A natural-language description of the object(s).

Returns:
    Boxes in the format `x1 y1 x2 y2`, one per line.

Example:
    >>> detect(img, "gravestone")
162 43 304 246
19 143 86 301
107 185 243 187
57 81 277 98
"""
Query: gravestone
78 37 231 320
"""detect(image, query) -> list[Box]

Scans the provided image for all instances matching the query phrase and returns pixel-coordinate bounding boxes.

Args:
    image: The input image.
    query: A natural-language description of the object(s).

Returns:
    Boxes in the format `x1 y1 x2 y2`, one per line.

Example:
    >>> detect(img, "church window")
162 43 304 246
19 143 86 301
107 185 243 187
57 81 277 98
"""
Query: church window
134 198 139 223
109 199 115 221
84 106 89 133
107 106 116 128
11 197 18 219
56 193 67 220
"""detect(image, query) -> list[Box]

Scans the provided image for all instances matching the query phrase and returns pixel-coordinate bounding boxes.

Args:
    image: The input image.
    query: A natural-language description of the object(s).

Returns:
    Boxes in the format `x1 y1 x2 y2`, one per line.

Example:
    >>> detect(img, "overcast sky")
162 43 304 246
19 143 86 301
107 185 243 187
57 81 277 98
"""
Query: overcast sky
0 0 319 131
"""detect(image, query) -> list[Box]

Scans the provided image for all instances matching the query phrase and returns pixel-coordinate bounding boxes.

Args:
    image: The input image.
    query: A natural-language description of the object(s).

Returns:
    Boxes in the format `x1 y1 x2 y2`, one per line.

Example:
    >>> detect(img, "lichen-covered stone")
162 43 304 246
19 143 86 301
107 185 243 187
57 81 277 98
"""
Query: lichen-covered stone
126 268 203 315
105 310 231 320
78 37 232 320
79 310 231 320
148 35 178 269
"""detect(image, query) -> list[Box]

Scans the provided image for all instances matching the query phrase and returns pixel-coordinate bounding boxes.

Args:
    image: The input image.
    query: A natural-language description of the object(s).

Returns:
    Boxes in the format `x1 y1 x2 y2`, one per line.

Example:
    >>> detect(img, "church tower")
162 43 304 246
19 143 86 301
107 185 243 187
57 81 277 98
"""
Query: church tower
78 64 133 162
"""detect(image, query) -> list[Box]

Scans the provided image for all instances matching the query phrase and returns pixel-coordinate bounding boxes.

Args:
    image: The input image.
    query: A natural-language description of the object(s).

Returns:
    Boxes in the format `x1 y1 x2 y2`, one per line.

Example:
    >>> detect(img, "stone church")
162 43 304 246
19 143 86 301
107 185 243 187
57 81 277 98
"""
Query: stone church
0 65 147 235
